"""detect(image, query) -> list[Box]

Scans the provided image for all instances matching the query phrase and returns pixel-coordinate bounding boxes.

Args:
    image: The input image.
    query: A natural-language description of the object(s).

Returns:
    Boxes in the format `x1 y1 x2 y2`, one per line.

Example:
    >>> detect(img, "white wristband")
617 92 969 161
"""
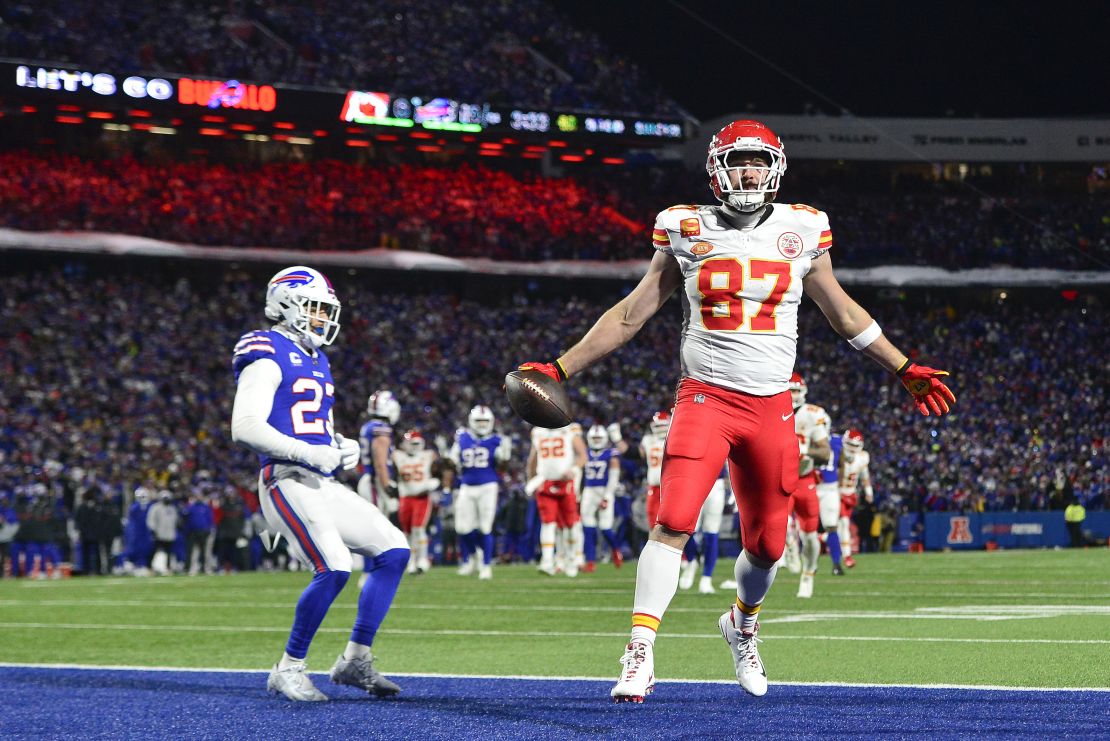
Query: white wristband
848 321 882 350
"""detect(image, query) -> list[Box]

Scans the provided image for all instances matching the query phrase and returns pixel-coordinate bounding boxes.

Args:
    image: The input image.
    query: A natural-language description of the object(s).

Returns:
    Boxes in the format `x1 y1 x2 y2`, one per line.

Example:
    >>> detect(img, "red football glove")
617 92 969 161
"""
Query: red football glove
517 360 568 383
897 361 956 416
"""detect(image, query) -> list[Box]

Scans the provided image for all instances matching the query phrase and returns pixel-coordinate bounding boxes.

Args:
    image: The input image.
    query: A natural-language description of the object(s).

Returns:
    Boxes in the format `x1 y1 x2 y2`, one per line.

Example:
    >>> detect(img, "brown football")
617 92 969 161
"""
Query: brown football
504 370 573 428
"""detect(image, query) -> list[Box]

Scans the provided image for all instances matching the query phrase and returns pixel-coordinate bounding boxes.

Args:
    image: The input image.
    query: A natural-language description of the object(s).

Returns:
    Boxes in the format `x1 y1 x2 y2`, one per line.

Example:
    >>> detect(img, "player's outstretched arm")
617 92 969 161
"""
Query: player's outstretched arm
520 252 683 380
803 252 956 416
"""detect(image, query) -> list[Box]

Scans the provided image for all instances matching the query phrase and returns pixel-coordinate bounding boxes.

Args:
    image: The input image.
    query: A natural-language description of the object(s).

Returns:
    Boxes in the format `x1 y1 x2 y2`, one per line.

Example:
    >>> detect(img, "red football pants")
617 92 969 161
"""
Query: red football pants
537 480 579 527
791 472 820 533
657 377 799 562
399 495 432 533
646 485 661 529
840 492 858 519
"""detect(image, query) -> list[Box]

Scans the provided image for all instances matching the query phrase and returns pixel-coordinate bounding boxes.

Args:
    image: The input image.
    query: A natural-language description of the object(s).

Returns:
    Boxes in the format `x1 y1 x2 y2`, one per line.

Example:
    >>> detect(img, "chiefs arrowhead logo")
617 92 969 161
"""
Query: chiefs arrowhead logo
777 232 803 259
691 242 713 256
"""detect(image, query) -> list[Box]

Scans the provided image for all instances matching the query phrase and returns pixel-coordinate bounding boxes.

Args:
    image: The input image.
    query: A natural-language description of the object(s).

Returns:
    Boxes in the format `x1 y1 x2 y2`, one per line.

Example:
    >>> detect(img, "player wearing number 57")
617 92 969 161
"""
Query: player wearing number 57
230 266 410 702
515 120 956 703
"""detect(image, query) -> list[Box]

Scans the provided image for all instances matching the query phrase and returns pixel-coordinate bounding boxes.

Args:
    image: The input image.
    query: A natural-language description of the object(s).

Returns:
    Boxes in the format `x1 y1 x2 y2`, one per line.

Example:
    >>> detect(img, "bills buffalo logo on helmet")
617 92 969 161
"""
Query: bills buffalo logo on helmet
777 232 803 259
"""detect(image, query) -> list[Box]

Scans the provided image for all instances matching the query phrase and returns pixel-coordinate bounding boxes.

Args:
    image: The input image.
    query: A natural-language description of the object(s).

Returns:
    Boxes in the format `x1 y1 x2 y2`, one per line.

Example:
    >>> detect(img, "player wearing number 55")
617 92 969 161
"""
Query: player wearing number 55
230 266 410 702
514 120 956 703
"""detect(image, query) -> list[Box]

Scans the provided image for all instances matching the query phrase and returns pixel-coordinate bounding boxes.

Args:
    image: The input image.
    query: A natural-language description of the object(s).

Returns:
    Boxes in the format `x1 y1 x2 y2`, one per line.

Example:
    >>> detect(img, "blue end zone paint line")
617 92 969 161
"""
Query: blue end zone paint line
1 667 1107 740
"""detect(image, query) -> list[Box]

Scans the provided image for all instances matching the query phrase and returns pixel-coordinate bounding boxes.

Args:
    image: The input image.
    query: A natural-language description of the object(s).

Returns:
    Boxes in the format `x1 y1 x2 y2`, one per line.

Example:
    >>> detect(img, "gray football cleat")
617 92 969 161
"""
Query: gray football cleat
329 654 402 697
267 663 328 701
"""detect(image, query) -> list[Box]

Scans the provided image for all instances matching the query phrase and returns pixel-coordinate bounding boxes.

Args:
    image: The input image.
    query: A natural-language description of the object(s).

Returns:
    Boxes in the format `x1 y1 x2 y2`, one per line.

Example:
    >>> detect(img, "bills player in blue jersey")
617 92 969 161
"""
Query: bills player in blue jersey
448 405 511 580
359 390 400 516
580 424 629 572
231 266 409 702
817 432 846 578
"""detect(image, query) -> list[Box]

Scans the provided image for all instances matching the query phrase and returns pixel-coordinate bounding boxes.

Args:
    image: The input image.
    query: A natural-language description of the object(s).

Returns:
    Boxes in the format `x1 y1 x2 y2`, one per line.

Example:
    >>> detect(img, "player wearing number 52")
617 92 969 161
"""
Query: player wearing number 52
231 266 410 702
515 120 956 703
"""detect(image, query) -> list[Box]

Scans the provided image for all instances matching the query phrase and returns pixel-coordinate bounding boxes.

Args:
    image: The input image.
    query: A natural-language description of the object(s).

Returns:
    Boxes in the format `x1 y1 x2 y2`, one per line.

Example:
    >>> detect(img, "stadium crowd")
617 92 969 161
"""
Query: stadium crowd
2 151 1107 269
0 260 1105 576
0 0 681 115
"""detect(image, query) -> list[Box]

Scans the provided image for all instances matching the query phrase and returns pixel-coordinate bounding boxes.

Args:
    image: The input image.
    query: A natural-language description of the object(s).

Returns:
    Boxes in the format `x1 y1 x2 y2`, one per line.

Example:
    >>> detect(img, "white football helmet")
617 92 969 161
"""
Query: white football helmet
706 120 787 212
586 424 609 451
788 372 807 409
468 405 495 437
401 429 425 454
649 410 671 437
368 390 401 425
264 266 341 349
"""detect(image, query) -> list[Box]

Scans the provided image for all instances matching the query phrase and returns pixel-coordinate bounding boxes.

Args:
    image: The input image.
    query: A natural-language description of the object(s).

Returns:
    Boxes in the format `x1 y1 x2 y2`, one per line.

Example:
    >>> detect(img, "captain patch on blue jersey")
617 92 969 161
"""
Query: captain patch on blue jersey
232 329 335 474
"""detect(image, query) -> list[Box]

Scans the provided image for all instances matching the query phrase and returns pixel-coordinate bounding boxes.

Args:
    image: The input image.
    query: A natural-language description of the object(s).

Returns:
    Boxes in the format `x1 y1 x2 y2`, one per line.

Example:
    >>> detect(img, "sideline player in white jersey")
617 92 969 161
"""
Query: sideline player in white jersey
789 373 832 599
449 405 511 580
679 465 729 595
231 266 409 702
838 429 873 566
391 429 440 575
580 423 629 572
517 119 956 701
527 423 586 576
639 412 670 530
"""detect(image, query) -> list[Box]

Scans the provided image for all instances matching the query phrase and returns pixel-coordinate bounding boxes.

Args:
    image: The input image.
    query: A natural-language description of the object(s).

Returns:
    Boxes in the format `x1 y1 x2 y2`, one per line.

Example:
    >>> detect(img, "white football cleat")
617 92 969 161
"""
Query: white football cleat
537 560 557 576
784 554 802 575
329 653 401 697
457 559 476 576
698 575 717 594
797 573 814 599
406 561 418 575
719 578 738 591
718 611 768 697
610 641 655 703
678 559 698 590
417 557 432 572
267 663 328 702
478 564 492 580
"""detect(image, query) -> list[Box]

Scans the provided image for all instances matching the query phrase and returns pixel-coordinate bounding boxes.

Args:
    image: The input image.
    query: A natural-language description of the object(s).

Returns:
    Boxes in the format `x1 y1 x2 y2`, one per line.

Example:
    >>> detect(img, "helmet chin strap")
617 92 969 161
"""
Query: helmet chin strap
719 200 772 228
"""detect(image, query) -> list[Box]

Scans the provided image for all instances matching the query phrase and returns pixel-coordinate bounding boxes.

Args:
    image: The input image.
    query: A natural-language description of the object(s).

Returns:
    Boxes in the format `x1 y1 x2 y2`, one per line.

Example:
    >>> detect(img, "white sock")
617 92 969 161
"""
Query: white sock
278 651 305 670
733 550 779 632
839 519 852 556
344 641 371 661
630 540 683 646
413 526 428 564
801 531 820 573
540 522 556 565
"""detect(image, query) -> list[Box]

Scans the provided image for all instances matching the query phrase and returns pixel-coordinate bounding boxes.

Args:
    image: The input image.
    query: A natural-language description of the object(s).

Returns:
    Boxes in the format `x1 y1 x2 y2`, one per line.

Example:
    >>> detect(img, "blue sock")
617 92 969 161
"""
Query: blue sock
683 536 700 562
601 528 621 555
583 526 598 563
458 530 473 563
702 533 719 577
285 569 350 659
351 548 409 647
481 533 495 565
464 531 481 559
827 531 842 567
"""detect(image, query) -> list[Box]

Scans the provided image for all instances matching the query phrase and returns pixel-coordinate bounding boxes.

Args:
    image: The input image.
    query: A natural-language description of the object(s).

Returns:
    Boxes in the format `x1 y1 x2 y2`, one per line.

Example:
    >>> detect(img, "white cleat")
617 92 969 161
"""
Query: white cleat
406 561 418 575
719 579 738 591
678 559 698 590
784 555 802 575
698 575 717 594
457 559 476 576
538 561 557 576
797 573 814 599
719 611 768 697
417 558 431 573
478 564 492 580
267 663 328 702
610 641 655 703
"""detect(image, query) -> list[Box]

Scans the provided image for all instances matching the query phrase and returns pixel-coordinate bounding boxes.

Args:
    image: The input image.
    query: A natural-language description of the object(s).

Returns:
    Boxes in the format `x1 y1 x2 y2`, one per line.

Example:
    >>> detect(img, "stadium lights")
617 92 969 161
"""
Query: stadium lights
346 139 371 147
415 144 442 153
128 109 152 117
55 115 83 124
274 122 295 129
559 154 585 162
313 130 329 137
149 126 177 135
409 131 435 139
201 115 226 123
21 105 37 113
198 128 225 136
242 134 270 142
230 123 255 131
602 157 626 165
57 104 81 112
87 111 113 119
101 123 130 131
547 140 567 148
422 121 481 133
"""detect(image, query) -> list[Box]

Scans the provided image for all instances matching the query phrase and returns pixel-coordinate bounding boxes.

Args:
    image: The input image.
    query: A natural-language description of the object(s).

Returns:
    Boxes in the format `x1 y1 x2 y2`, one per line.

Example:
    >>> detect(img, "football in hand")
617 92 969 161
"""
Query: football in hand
504 370 573 428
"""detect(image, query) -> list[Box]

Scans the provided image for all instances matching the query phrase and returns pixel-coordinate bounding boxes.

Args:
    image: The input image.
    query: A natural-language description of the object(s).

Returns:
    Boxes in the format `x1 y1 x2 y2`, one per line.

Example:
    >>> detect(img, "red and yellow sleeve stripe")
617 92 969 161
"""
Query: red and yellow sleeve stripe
819 229 833 249
652 227 670 249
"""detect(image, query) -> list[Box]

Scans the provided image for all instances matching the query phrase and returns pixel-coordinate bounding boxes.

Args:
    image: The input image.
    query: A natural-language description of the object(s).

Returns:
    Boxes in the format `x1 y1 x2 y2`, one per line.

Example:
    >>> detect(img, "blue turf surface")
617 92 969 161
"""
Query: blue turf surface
1 667 1107 740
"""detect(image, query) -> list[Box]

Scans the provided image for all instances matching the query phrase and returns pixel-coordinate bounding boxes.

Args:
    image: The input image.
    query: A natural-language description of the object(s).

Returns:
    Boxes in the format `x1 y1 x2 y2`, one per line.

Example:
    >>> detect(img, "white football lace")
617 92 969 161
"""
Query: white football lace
619 645 647 679
734 631 764 669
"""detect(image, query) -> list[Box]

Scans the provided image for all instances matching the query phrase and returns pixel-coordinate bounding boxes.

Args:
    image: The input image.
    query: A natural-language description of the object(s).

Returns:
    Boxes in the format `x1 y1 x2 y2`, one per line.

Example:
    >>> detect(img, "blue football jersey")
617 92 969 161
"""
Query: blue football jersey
584 448 616 488
359 419 394 478
233 329 335 473
821 434 843 485
454 429 501 486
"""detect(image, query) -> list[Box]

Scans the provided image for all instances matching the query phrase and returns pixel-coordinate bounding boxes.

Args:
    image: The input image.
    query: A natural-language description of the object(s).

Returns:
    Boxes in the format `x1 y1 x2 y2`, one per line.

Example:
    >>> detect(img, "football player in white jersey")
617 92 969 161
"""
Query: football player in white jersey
231 266 409 702
789 373 832 599
639 412 670 529
838 429 873 567
517 119 955 701
391 430 440 575
526 423 586 576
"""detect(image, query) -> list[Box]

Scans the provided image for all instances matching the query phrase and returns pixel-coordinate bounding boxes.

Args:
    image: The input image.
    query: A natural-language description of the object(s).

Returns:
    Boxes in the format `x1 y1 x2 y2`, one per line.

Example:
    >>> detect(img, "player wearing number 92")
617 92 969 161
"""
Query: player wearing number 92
231 265 409 703
516 119 957 703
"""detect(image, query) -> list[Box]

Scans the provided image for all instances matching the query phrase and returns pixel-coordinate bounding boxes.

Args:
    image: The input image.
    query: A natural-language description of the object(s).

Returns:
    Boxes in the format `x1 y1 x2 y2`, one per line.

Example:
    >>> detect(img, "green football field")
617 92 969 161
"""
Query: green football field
2 549 1108 689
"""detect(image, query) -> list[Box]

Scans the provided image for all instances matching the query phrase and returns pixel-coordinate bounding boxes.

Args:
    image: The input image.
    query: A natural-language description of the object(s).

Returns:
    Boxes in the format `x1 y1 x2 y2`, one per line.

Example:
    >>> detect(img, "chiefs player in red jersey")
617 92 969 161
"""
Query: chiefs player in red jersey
517 120 955 701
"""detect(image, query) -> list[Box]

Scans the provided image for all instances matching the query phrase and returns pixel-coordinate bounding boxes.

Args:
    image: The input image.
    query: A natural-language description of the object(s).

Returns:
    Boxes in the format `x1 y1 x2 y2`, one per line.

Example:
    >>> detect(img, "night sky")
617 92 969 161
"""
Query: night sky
560 0 1110 119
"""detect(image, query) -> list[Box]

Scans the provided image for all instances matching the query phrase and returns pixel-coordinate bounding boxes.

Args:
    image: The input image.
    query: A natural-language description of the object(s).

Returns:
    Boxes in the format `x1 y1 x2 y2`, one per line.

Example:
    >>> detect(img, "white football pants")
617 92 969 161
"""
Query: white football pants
454 482 498 535
817 483 840 530
580 486 615 529
694 479 726 534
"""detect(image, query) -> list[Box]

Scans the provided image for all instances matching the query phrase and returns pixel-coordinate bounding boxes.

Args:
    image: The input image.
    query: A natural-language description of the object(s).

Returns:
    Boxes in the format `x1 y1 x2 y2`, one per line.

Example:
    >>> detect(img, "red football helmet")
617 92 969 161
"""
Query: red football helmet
706 120 787 212
401 429 425 454
843 428 864 458
788 372 807 408
649 410 672 437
